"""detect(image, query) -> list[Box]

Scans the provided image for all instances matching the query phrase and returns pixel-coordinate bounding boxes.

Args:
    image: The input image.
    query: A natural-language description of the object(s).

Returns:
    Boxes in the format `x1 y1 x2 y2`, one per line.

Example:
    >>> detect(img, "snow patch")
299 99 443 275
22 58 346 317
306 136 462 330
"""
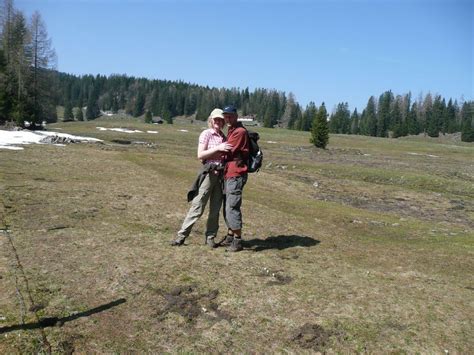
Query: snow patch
407 152 439 158
0 145 24 150
0 130 102 150
96 127 143 133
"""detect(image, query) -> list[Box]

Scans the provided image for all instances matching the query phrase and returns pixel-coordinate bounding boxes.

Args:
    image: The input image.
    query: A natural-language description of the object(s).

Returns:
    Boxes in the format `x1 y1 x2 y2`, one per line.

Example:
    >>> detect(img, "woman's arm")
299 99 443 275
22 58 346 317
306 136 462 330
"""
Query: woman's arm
197 142 232 161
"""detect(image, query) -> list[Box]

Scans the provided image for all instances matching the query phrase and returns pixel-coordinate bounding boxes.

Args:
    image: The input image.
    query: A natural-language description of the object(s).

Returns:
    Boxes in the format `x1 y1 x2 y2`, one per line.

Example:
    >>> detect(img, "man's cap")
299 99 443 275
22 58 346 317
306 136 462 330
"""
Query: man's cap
209 108 224 120
222 105 237 114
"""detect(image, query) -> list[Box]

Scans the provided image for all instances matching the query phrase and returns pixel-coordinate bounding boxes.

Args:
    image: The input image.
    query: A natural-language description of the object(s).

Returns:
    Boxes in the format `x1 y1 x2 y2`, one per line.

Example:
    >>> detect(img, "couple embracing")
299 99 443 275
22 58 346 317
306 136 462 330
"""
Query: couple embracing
171 105 249 252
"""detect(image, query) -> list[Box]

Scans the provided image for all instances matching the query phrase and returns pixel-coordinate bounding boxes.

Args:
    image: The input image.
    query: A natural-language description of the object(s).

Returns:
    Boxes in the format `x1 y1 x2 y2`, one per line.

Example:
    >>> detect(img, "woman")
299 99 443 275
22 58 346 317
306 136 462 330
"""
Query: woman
172 108 232 247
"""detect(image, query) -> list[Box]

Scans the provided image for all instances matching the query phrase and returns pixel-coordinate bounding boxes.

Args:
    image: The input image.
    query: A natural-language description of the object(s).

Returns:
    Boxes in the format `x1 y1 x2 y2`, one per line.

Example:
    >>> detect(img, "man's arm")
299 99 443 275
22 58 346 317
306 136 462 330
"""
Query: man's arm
227 128 248 155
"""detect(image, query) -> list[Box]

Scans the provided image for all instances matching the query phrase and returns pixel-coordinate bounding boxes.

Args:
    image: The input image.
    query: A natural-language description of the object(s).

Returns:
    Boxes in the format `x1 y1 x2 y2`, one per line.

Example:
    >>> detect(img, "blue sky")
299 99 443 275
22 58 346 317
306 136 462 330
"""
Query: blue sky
16 0 473 112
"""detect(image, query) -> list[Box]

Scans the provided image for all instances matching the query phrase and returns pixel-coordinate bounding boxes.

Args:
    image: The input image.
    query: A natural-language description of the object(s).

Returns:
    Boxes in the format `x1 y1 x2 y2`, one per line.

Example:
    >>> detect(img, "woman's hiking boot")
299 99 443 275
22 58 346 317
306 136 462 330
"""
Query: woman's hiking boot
206 236 218 249
170 236 186 246
227 237 243 252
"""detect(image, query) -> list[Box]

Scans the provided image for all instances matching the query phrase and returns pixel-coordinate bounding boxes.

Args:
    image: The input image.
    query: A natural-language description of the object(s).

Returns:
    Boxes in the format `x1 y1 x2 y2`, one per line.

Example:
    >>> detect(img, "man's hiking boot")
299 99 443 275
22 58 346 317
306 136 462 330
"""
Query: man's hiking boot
220 234 234 247
206 236 218 249
171 236 186 246
227 237 243 252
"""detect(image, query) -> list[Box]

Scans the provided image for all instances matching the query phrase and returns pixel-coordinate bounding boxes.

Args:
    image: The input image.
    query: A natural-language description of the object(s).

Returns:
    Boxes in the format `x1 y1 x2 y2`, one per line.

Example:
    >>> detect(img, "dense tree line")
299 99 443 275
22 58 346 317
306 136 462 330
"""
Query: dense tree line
56 72 294 126
323 92 474 142
0 0 57 126
287 91 473 142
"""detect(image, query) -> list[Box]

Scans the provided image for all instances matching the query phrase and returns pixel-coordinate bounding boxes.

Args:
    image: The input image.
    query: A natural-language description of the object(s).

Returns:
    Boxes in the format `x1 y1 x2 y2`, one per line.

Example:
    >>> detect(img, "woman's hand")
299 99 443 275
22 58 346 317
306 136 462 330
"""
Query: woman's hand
216 143 233 152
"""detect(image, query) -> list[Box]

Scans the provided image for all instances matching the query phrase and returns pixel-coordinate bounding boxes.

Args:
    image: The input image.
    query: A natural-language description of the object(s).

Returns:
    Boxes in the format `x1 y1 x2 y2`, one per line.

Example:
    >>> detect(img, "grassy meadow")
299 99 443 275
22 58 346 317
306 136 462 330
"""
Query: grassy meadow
0 118 473 353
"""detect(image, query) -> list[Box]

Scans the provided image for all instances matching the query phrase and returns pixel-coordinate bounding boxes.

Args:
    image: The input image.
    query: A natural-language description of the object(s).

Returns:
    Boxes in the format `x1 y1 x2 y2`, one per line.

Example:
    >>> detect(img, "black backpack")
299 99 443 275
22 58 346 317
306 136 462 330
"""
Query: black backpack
246 130 263 173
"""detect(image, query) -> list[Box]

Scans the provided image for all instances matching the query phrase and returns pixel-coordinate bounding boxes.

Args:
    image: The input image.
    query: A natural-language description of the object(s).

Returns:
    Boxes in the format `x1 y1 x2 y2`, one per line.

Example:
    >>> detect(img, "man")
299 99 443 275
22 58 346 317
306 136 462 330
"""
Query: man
222 105 249 252
172 108 231 247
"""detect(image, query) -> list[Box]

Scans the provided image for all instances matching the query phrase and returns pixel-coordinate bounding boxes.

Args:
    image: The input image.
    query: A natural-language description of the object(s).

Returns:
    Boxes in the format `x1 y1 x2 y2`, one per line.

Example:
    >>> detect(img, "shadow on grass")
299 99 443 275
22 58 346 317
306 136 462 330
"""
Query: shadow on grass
0 298 126 334
244 235 320 252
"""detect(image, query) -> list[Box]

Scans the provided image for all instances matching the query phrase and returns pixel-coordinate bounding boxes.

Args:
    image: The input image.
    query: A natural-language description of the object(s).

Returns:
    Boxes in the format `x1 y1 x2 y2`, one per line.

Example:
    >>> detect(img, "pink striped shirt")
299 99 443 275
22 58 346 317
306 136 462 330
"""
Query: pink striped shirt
199 128 226 164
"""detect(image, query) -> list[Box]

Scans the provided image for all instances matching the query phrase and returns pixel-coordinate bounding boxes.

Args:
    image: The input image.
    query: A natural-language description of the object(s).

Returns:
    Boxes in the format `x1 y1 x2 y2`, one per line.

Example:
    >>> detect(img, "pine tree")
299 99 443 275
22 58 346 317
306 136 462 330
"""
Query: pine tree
287 102 301 129
445 99 457 133
195 91 211 121
328 111 337 133
290 104 303 130
461 102 474 142
111 95 119 113
263 106 273 128
400 93 411 137
454 100 461 132
98 92 111 111
421 93 433 135
76 90 84 109
425 111 437 137
281 92 296 128
0 48 7 123
183 88 194 115
407 102 420 135
277 92 286 120
86 84 100 120
365 96 377 136
329 102 350 134
310 103 329 148
263 92 280 128
2 1 16 66
6 10 31 125
149 88 160 116
350 108 360 135
63 100 73 121
133 89 145 117
28 11 57 124
429 95 444 136
242 101 249 116
301 102 317 131
174 89 185 116
243 87 250 103
377 91 392 137
391 99 403 138
342 102 351 133
75 106 83 121
163 109 173 124
144 109 152 123
427 95 443 137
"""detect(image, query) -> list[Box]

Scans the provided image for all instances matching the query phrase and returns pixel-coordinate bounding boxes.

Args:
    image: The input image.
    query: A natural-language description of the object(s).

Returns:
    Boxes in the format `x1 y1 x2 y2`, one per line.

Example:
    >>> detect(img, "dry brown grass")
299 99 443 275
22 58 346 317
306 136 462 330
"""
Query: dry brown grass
0 120 473 353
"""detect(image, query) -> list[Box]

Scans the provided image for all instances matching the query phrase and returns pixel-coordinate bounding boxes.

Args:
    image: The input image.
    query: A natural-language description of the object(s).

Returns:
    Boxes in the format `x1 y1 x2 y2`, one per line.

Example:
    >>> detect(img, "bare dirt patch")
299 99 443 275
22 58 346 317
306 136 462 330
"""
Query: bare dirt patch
291 323 332 351
155 285 232 324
